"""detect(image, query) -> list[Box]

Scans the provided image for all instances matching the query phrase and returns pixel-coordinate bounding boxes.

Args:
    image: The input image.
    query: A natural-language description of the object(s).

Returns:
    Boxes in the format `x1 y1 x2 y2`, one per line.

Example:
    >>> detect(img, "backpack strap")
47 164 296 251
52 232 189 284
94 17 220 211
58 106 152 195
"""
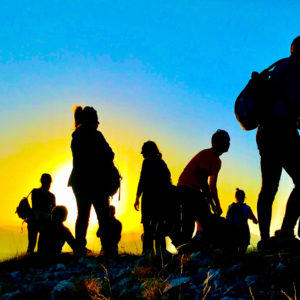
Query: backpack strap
263 58 288 73
26 190 33 199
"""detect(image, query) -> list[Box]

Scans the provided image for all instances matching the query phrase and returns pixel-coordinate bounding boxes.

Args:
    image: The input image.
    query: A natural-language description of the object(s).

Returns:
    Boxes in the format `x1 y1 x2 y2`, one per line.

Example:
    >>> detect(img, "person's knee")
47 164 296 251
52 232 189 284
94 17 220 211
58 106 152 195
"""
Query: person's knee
258 186 278 205
76 211 90 224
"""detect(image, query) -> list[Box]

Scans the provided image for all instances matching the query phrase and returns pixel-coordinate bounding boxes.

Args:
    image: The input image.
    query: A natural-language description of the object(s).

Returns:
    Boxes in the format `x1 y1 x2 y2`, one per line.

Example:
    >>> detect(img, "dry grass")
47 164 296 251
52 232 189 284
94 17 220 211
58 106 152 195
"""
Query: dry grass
73 278 109 300
142 278 168 300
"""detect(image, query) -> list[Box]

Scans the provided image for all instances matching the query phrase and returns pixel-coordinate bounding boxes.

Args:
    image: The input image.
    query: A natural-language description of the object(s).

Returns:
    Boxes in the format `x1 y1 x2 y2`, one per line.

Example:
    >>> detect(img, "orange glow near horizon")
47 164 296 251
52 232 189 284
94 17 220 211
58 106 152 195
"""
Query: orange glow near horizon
1 120 296 256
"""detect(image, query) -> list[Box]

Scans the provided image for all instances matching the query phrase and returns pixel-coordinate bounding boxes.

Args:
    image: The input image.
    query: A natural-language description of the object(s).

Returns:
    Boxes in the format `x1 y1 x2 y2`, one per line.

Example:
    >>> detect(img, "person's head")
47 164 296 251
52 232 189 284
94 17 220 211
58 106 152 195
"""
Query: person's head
290 36 300 58
211 129 230 156
109 205 116 217
73 106 99 129
40 173 52 190
141 140 162 159
51 205 68 223
235 188 245 203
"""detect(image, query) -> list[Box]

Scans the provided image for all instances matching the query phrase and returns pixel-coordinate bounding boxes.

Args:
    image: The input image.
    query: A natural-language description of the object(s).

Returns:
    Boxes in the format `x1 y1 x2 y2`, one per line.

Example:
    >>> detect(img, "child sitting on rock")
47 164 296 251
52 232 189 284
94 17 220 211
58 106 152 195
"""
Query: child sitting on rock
38 205 76 256
226 188 258 254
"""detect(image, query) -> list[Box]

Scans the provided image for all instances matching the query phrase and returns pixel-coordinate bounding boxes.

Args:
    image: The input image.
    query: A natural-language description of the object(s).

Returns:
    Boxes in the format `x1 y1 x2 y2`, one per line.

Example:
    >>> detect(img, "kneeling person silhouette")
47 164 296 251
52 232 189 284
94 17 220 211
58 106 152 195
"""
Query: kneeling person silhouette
173 130 231 251
38 206 76 256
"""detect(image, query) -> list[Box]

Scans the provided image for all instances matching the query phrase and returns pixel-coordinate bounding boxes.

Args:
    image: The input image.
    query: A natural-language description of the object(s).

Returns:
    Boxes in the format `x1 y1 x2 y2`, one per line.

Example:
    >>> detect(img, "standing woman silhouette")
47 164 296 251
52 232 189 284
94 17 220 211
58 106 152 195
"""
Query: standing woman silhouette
68 106 115 256
134 141 172 256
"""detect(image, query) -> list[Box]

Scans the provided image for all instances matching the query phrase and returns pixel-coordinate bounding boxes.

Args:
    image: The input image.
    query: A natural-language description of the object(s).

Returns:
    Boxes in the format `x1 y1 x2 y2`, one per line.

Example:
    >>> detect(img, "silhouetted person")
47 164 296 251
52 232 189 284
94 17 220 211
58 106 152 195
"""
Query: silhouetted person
226 188 258 254
68 106 115 256
97 205 122 256
134 141 172 255
27 173 56 253
256 36 300 249
175 130 230 247
38 206 76 256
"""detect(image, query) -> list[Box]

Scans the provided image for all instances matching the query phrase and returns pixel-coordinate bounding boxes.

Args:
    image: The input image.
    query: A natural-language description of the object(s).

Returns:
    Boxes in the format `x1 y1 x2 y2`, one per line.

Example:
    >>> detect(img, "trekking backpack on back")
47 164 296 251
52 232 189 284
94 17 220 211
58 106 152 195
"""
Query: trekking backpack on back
235 59 285 131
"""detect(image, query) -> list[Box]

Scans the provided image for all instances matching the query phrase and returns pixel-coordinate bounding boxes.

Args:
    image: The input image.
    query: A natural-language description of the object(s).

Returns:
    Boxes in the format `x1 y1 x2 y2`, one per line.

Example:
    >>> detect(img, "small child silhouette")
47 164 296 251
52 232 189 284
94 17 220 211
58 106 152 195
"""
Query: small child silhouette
97 205 122 256
38 206 76 256
226 188 258 254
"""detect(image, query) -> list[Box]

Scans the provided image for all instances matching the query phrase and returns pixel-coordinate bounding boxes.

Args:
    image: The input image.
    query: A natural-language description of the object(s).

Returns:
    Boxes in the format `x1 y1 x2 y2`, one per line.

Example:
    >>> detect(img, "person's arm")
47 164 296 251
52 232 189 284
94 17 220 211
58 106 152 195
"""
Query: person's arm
226 205 232 221
162 160 172 186
117 220 122 243
98 131 115 162
65 227 77 251
135 161 145 211
248 208 258 224
209 174 222 215
197 168 216 212
51 194 56 210
134 194 141 211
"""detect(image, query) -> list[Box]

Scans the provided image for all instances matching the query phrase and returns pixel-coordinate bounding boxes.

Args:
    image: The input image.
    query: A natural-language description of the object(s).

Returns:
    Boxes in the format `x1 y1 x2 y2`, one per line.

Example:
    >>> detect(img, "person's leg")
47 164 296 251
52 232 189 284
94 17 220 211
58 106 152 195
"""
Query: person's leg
191 189 211 238
239 225 250 255
73 187 92 250
27 220 39 253
142 220 154 255
281 139 300 235
92 192 111 254
257 154 282 240
176 186 196 245
154 220 167 255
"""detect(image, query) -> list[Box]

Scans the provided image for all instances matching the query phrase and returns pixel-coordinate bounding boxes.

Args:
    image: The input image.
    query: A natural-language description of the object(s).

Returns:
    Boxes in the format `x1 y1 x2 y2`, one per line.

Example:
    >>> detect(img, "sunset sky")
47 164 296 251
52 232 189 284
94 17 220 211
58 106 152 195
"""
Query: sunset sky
1 1 299 254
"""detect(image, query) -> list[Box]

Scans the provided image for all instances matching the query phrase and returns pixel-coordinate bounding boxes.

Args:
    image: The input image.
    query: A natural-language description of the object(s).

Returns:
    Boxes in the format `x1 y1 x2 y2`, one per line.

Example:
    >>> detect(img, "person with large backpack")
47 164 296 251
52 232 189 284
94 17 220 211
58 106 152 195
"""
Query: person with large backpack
226 188 258 254
255 36 300 250
27 173 56 253
68 106 116 256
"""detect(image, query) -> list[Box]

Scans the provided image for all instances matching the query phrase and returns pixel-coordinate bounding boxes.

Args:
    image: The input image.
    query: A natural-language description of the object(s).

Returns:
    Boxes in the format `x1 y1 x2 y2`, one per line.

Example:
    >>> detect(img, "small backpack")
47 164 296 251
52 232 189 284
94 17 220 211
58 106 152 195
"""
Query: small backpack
227 203 247 229
15 191 32 221
235 58 286 131
106 163 122 198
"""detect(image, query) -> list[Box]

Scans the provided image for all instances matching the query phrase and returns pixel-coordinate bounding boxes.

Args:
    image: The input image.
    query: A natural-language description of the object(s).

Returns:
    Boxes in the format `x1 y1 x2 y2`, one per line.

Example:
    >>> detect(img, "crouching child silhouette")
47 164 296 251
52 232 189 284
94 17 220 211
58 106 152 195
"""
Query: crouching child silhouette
226 188 258 254
97 205 122 256
38 206 76 256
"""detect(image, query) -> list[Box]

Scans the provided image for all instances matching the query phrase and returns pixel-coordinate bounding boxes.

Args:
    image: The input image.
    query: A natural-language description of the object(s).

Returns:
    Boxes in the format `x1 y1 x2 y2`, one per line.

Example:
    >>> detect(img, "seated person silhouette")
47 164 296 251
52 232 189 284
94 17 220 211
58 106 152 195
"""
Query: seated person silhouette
226 188 258 254
27 173 56 253
38 206 76 256
97 205 122 256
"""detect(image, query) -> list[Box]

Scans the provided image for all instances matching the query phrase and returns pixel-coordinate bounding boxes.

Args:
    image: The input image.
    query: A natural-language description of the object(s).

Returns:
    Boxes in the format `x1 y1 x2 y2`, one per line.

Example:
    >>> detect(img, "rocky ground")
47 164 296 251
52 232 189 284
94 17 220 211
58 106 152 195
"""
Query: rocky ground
0 249 299 300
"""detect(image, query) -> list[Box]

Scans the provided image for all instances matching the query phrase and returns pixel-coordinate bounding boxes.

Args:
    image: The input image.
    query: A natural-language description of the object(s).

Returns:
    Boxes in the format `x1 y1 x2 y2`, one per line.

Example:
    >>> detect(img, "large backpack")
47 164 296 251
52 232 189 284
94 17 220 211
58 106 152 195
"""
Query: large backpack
235 59 286 131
